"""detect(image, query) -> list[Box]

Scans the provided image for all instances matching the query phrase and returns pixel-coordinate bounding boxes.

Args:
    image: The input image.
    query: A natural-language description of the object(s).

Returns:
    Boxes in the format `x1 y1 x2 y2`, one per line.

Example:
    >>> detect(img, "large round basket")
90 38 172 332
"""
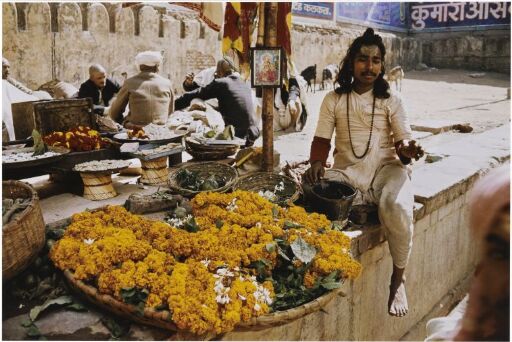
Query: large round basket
185 138 239 161
168 162 238 198
63 269 343 333
235 172 300 206
2 181 46 280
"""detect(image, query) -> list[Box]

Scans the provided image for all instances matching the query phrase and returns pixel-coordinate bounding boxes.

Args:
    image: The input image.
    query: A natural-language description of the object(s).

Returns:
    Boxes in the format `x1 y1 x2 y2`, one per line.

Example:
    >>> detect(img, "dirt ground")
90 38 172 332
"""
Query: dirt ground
273 68 511 165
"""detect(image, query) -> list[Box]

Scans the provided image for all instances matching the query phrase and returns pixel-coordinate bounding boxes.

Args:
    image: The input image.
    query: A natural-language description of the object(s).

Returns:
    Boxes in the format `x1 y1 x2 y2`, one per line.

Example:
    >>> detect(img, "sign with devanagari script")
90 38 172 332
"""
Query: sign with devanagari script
335 2 408 30
410 2 511 30
292 2 334 20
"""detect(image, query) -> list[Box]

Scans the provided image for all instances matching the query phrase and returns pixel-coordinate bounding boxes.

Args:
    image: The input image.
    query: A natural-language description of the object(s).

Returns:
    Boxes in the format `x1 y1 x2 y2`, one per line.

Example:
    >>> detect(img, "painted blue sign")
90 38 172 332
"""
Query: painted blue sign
410 2 511 30
292 2 334 20
335 2 408 30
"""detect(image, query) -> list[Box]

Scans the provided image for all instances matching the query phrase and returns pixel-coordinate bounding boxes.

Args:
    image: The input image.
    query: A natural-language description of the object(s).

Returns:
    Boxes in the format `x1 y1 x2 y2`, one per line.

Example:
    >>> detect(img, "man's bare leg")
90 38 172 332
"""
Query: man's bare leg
388 265 408 317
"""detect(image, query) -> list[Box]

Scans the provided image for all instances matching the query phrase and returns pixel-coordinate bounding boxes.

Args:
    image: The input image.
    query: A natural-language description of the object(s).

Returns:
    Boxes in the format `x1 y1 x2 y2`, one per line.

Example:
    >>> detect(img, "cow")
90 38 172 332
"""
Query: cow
300 65 316 93
386 66 404 91
321 64 339 90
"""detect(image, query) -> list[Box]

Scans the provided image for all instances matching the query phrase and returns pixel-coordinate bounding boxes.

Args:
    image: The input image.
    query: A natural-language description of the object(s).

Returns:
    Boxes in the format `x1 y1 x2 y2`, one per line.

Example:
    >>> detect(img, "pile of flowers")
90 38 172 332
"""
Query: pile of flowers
50 190 361 335
43 126 110 152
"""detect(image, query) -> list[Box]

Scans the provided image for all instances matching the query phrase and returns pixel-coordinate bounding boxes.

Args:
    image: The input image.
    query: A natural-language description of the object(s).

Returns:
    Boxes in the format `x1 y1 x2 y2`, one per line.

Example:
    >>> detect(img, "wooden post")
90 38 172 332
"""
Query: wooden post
262 2 278 172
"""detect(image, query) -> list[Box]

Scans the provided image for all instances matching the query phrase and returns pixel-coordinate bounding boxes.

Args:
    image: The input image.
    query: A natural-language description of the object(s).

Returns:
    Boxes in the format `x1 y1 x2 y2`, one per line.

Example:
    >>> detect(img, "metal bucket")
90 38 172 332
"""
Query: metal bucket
308 180 357 221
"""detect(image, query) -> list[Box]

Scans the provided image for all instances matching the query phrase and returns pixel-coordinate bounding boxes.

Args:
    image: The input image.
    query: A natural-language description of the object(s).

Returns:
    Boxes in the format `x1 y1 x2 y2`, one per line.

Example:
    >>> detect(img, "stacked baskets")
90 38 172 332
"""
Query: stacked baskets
2 180 46 280
185 138 239 161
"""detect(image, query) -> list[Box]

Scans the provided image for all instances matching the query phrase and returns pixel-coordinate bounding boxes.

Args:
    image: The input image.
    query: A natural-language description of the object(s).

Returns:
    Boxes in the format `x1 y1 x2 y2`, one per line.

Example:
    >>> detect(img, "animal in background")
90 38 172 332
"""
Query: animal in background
386 66 404 91
321 64 339 90
300 65 317 93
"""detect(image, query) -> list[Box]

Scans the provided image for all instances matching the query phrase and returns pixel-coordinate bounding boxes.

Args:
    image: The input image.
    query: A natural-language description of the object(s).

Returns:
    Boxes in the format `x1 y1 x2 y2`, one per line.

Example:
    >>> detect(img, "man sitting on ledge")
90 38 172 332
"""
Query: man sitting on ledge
304 28 424 317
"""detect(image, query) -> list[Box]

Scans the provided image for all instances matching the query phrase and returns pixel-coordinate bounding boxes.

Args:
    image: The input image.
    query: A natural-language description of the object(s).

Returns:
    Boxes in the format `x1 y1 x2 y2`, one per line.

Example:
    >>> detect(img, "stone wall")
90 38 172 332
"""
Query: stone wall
3 2 422 93
2 2 221 93
413 28 510 73
291 23 422 80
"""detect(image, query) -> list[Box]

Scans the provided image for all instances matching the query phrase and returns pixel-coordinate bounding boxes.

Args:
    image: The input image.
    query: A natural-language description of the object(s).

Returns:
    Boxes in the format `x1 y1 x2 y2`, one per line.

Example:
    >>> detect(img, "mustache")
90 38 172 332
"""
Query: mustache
362 72 377 77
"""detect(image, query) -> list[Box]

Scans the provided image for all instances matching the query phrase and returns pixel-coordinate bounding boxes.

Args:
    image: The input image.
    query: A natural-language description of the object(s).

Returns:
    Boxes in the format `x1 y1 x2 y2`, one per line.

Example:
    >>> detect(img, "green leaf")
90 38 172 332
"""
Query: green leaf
265 243 276 253
271 206 279 219
101 316 130 339
283 220 303 229
29 295 74 321
21 320 33 328
32 129 48 156
321 281 342 290
290 237 316 264
26 325 41 337
277 246 290 261
184 217 199 233
215 219 224 229
323 270 338 283
331 222 344 231
66 302 88 311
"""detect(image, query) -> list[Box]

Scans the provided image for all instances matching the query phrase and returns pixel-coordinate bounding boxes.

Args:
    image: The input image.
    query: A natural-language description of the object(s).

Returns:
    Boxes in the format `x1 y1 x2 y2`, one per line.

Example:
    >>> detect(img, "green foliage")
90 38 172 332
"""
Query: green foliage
120 287 148 316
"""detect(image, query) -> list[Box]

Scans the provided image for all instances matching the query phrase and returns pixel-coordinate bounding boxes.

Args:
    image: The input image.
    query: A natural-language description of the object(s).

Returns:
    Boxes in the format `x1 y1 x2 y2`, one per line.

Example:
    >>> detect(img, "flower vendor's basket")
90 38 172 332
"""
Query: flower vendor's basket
140 157 168 185
63 268 343 333
2 180 46 280
235 172 300 206
236 287 344 331
63 270 178 331
185 138 239 161
168 161 238 197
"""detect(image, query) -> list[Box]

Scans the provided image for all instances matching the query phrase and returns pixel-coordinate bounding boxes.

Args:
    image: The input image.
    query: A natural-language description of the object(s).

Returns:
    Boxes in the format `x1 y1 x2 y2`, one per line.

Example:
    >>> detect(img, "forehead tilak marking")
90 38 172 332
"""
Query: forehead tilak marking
358 45 381 58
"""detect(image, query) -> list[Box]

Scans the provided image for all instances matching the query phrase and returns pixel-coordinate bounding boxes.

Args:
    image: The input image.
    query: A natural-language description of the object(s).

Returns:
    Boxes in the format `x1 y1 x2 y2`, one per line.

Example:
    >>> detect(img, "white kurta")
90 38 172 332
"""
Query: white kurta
314 89 414 268
2 80 39 140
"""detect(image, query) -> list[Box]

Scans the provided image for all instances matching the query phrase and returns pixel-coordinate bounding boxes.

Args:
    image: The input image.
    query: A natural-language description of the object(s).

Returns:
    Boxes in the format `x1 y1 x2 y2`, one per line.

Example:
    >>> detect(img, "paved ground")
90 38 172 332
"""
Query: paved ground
272 68 510 167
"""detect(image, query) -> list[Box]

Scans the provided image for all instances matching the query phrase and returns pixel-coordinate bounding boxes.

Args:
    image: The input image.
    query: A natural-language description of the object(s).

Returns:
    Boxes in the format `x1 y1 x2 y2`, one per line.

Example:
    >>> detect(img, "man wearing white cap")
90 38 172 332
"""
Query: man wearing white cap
109 51 174 129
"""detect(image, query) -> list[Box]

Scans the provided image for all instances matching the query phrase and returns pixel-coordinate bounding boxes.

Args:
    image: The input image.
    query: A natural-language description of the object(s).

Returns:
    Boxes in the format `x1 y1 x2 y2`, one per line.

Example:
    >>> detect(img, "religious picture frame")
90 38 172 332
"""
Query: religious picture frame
250 47 283 88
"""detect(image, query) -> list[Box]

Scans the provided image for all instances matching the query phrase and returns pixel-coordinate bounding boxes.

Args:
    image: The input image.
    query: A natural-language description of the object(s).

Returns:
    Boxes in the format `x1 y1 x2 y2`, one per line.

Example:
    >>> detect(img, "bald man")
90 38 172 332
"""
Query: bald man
175 59 260 147
78 64 120 114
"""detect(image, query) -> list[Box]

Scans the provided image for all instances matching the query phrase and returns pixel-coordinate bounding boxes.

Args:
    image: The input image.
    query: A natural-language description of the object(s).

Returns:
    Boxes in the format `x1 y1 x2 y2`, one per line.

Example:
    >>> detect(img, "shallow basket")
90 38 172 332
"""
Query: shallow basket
168 161 238 198
2 180 46 280
235 172 299 206
63 268 343 333
185 138 239 161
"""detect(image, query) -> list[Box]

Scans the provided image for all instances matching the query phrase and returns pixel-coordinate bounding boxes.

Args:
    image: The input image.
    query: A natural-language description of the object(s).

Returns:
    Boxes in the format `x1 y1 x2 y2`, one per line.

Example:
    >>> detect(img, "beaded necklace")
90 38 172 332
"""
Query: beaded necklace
346 92 376 159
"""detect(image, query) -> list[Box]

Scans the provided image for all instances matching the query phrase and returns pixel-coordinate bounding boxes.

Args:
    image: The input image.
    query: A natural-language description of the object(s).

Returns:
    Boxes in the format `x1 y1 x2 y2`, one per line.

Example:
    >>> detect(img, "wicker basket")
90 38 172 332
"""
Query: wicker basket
235 172 300 206
185 138 239 161
63 268 342 333
2 181 46 280
168 162 238 197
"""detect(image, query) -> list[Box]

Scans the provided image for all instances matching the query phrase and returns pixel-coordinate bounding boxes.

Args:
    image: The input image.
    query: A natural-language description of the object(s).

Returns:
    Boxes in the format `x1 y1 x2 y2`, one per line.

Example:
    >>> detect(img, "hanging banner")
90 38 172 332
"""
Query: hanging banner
410 2 511 30
335 2 408 30
292 2 334 20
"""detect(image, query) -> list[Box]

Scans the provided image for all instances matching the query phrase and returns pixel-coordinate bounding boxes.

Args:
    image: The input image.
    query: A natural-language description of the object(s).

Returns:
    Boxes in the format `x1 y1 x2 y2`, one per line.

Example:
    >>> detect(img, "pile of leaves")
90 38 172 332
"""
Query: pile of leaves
3 198 31 225
176 169 227 192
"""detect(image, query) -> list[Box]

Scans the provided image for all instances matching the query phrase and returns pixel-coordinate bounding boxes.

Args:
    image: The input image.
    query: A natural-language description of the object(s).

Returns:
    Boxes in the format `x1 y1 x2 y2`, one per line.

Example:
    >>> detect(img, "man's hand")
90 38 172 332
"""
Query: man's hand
183 73 195 87
398 140 424 161
304 160 325 184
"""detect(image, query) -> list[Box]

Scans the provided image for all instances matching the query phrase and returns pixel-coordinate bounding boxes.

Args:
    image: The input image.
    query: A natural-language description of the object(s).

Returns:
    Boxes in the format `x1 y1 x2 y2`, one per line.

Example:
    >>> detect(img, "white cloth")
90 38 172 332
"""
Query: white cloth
193 67 216 88
135 51 162 67
316 89 414 268
425 295 468 341
2 79 39 140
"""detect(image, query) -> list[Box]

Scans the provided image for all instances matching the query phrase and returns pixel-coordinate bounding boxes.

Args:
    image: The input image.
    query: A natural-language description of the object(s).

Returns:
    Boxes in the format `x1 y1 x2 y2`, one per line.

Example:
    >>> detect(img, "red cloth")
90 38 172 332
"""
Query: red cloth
309 136 331 167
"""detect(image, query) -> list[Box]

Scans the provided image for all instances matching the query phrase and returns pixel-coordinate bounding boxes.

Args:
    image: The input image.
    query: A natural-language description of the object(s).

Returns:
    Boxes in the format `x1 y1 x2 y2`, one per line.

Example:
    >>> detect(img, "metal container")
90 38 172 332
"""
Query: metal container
308 180 357 221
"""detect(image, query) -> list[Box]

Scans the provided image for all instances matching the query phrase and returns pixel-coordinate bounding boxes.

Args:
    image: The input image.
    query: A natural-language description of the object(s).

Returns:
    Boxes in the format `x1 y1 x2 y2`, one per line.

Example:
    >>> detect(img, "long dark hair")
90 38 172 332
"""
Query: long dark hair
335 28 390 99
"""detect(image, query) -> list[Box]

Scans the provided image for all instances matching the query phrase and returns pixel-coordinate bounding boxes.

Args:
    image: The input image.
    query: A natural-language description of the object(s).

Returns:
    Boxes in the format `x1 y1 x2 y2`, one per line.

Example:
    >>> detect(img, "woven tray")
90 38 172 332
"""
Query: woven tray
235 172 300 206
3 181 46 280
63 269 343 333
168 161 238 197
185 138 239 161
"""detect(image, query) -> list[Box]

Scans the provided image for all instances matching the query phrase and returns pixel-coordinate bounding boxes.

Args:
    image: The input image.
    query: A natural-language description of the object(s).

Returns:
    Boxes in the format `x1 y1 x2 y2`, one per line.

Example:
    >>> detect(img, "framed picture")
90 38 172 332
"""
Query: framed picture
250 47 283 88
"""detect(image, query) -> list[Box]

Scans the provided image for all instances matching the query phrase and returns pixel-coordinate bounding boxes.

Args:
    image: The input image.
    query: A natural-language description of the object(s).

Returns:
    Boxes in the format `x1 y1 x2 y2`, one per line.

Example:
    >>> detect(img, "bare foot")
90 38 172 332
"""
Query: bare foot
388 280 408 317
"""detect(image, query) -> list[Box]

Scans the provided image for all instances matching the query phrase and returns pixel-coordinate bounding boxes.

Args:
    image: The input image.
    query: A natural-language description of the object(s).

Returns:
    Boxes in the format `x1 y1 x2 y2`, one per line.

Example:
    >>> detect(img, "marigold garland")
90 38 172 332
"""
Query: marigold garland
50 191 361 335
